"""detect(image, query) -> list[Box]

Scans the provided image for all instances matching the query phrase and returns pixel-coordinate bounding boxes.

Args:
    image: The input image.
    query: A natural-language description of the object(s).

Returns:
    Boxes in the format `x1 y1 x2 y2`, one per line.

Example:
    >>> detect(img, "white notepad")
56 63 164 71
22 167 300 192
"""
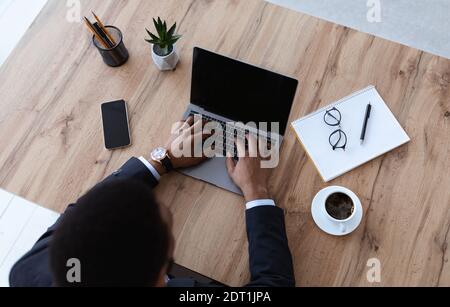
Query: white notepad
291 86 410 182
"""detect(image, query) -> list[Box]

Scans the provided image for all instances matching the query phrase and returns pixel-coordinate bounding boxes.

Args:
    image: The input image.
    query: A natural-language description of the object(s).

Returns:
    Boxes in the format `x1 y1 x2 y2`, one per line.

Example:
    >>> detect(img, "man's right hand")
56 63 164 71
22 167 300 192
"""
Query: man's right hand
149 116 211 176
226 135 272 203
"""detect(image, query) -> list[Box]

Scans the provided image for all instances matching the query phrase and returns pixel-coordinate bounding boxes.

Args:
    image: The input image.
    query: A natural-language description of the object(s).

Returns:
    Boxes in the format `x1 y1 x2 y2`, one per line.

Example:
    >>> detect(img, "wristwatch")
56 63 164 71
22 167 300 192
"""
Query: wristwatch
151 147 174 172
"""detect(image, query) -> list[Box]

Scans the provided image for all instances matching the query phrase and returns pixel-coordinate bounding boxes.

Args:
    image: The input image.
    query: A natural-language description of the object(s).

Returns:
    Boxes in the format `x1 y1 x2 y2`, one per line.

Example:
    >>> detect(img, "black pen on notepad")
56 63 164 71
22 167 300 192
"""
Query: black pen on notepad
360 102 372 145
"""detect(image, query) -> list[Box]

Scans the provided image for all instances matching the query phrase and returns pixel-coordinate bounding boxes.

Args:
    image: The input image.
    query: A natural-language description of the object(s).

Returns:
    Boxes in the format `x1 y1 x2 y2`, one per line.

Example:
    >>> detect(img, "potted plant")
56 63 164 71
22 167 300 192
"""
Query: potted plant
145 17 182 71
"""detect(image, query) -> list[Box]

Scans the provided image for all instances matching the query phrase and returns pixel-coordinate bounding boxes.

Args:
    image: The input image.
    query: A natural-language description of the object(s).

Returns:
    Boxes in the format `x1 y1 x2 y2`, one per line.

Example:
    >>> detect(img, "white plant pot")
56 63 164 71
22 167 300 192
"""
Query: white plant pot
152 45 179 71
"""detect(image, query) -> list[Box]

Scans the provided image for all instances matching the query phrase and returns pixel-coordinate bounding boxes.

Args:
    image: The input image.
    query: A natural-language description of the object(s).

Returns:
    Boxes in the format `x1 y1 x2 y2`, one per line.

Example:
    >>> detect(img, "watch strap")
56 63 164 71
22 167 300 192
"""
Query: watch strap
161 156 174 172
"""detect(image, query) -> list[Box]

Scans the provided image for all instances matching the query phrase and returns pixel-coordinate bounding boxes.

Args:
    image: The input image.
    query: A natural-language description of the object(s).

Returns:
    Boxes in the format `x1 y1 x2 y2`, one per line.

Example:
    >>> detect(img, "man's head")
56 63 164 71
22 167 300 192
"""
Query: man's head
49 180 174 287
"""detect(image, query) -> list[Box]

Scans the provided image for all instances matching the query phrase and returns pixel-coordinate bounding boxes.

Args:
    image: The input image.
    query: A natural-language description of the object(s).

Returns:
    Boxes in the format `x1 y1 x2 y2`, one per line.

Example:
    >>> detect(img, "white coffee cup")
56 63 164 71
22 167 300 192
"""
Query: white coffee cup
321 187 358 234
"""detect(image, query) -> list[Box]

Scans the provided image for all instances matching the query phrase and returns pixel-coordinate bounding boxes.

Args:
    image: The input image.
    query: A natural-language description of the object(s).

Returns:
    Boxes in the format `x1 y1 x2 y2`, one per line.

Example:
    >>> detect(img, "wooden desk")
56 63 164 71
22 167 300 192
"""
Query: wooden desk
0 0 449 287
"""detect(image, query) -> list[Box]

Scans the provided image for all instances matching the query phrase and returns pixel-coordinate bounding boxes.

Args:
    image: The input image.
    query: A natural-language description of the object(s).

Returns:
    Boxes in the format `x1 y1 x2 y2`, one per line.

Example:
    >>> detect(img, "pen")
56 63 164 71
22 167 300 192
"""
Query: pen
83 17 109 49
360 102 372 144
92 11 116 46
93 22 114 48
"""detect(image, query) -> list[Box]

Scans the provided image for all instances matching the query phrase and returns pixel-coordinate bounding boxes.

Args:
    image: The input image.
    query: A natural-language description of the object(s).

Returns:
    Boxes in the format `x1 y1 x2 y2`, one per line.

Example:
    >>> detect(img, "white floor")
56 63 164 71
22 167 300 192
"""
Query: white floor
0 189 59 287
266 0 450 59
0 0 48 67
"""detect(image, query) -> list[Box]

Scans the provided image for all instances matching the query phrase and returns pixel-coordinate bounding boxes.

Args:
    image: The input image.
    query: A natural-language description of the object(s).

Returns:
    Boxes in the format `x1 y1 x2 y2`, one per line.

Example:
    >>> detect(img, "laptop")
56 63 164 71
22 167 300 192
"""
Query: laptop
180 47 299 195
168 263 227 287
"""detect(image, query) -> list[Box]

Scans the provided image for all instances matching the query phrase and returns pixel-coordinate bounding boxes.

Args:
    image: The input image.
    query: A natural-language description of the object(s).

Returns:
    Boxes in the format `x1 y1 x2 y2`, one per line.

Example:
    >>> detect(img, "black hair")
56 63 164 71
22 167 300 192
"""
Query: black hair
49 179 170 287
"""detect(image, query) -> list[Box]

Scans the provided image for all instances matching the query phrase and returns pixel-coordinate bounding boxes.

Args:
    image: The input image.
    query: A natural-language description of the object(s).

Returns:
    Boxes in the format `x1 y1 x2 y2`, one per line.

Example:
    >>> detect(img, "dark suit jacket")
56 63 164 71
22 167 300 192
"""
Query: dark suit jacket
9 157 295 287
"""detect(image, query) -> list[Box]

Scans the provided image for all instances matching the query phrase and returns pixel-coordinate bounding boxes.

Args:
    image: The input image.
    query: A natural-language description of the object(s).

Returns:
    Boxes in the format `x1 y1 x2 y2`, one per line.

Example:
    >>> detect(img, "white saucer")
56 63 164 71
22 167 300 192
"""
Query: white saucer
311 186 363 236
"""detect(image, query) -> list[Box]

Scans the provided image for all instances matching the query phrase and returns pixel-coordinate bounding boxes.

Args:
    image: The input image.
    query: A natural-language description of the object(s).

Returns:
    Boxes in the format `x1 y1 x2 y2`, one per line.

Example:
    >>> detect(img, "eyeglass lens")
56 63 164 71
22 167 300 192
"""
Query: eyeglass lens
324 107 347 150
324 108 341 126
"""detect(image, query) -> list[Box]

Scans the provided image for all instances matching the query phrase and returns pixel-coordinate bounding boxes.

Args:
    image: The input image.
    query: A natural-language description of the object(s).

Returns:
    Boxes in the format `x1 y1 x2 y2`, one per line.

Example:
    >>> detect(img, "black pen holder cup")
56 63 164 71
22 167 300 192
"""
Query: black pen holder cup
92 26 129 67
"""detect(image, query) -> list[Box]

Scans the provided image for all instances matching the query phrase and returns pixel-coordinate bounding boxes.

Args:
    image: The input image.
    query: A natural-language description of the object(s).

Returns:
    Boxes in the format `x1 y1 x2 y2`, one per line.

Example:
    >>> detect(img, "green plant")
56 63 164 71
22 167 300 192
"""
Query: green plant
145 17 181 56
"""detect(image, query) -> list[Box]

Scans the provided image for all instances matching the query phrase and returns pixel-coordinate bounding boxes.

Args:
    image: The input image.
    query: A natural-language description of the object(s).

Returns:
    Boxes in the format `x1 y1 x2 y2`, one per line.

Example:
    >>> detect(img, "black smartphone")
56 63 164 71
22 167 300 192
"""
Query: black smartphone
101 100 131 150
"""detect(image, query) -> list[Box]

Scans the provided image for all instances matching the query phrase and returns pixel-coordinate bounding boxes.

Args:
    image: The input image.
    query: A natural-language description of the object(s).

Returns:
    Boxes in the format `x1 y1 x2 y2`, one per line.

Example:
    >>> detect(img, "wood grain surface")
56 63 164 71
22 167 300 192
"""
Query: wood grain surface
0 0 449 286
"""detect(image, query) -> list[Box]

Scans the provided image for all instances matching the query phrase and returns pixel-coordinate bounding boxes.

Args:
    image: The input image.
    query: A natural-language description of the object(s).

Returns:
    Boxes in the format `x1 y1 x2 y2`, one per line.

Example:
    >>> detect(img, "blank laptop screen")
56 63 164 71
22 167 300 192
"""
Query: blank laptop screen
190 47 298 135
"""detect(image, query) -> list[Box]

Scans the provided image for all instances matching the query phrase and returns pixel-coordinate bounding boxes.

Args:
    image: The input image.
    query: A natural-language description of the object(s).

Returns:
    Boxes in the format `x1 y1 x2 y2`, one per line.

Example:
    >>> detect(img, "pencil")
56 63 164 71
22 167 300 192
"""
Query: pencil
83 16 109 49
92 11 116 46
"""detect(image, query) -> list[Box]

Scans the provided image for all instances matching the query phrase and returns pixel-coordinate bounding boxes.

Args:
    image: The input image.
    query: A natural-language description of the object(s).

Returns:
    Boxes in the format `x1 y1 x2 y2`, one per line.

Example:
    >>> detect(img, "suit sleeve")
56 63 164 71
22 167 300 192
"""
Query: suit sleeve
244 206 295 287
9 157 158 287
99 157 159 188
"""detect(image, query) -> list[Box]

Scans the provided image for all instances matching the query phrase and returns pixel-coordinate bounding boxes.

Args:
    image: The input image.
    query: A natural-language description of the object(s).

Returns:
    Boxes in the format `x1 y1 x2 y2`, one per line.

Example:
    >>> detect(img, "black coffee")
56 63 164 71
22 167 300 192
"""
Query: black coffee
325 193 354 220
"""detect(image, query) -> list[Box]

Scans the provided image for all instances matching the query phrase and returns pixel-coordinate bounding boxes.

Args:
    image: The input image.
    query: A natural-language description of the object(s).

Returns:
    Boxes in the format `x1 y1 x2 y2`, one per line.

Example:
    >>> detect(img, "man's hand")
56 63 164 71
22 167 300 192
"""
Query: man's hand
226 135 272 202
149 116 210 175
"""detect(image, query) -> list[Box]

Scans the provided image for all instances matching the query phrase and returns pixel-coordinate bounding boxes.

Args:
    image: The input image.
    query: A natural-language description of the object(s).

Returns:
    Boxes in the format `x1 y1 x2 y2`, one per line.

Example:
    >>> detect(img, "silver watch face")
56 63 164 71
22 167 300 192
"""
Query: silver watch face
151 147 167 161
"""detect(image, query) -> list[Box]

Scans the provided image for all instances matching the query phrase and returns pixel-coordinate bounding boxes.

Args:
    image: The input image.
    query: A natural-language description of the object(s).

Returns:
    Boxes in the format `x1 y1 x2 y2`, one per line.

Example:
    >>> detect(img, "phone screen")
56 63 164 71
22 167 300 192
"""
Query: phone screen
101 100 131 150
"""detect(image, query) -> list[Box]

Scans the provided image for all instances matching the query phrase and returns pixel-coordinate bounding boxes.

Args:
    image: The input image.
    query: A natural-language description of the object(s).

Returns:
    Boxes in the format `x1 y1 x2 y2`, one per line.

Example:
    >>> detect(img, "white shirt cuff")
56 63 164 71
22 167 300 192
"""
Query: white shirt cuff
138 156 161 182
246 199 276 210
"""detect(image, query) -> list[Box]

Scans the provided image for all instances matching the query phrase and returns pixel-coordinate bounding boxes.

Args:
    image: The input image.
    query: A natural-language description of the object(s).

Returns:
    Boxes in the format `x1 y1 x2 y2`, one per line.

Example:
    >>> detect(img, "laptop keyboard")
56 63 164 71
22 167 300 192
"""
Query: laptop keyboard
189 112 273 159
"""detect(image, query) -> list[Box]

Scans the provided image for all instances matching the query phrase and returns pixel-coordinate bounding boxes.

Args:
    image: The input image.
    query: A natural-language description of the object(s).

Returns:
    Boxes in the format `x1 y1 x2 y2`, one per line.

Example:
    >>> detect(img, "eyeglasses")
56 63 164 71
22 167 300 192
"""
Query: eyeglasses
323 107 347 151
